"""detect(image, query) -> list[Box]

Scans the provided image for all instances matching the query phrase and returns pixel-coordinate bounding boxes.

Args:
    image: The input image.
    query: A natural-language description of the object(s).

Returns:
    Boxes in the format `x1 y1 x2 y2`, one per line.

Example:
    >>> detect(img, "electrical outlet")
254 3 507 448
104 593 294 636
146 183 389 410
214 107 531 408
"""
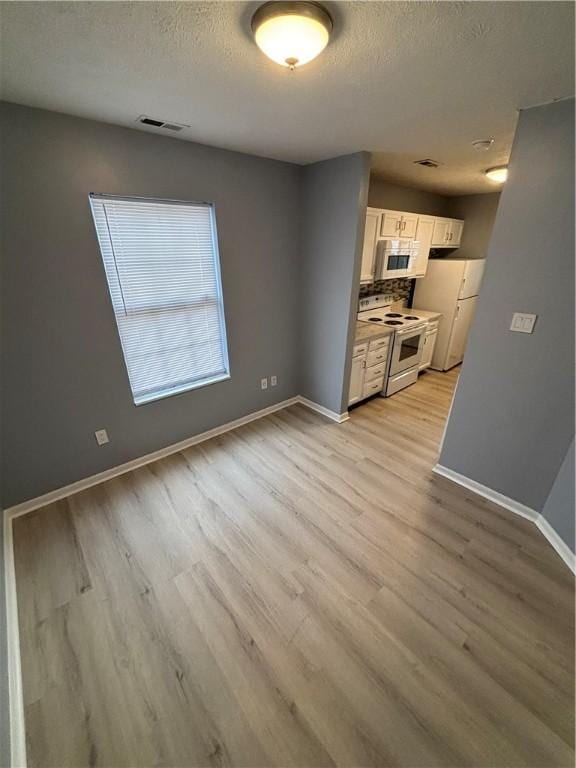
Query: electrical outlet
95 429 109 446
270 375 278 387
260 378 268 390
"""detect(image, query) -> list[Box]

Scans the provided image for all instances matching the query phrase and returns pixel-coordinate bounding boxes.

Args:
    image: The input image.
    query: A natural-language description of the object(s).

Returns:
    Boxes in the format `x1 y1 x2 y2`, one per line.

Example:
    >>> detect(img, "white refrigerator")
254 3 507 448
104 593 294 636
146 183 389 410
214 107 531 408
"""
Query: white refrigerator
413 258 485 371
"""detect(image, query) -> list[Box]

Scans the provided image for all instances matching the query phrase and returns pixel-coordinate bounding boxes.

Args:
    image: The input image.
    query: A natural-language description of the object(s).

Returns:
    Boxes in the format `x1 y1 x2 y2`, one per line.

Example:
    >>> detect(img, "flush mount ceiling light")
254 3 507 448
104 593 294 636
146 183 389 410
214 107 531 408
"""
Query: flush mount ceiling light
251 1 333 69
485 165 508 183
472 139 494 151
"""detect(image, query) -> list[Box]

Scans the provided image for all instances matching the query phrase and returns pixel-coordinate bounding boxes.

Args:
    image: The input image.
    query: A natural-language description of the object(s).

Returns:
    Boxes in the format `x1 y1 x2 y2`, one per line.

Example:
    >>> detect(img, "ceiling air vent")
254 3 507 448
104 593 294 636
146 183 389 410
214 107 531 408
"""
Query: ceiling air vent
414 159 441 168
137 115 187 132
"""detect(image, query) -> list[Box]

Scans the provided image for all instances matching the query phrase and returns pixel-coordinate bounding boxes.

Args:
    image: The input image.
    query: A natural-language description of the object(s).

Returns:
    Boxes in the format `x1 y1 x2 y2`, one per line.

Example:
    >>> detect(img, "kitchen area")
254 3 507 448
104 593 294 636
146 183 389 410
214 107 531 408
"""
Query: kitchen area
348 203 487 408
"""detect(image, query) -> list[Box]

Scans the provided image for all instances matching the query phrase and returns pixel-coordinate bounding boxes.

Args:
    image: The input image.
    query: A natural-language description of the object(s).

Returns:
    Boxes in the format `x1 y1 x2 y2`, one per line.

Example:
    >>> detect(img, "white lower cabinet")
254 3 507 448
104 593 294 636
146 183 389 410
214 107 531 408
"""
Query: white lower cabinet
348 353 365 405
362 377 383 399
348 336 390 406
419 322 439 371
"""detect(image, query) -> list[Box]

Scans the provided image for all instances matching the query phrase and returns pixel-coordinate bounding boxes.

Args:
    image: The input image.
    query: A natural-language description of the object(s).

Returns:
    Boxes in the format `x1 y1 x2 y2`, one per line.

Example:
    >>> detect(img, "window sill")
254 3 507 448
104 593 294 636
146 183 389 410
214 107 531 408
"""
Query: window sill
134 372 231 406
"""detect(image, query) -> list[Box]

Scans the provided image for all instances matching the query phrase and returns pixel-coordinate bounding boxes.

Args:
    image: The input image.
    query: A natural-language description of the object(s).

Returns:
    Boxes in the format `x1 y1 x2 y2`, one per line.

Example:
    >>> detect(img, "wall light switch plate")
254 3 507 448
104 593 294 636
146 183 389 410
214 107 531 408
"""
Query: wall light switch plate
510 312 537 334
270 375 278 387
95 429 109 445
260 378 268 390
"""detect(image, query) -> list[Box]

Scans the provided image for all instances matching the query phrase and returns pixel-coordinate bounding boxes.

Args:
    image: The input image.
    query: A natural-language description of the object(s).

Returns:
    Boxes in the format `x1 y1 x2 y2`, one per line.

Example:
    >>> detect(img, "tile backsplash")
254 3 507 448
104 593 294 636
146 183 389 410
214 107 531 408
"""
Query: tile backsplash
359 278 413 305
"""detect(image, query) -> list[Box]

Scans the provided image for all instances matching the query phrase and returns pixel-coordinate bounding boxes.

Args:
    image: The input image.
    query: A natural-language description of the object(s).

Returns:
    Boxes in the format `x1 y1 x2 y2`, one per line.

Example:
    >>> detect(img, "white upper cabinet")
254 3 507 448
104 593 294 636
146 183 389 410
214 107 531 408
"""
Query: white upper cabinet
360 208 381 283
360 207 465 282
431 218 451 246
380 210 403 237
400 213 418 239
450 219 464 247
380 210 418 238
411 216 435 277
432 217 465 247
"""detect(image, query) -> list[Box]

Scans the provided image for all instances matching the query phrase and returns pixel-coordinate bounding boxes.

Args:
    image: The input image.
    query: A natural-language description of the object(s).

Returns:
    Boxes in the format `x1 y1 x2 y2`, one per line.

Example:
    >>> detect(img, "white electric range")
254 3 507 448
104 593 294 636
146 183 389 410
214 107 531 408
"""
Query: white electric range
358 293 428 396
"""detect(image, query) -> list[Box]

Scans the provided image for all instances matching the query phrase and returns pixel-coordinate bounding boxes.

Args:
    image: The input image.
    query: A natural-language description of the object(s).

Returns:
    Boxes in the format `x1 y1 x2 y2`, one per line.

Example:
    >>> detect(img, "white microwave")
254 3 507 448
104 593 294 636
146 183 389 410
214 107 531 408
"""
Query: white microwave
376 239 419 280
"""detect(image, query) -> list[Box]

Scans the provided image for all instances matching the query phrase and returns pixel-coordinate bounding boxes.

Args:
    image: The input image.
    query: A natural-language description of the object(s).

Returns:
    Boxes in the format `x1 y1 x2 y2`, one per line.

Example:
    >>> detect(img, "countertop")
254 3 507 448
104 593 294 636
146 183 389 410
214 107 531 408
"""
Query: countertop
408 307 443 321
354 322 394 343
389 301 443 322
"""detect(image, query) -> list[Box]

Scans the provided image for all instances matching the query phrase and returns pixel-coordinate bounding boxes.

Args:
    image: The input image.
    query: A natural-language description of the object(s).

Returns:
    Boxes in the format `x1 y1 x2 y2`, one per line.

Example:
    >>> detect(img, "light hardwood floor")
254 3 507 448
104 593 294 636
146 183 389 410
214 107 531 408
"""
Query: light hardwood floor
14 368 575 768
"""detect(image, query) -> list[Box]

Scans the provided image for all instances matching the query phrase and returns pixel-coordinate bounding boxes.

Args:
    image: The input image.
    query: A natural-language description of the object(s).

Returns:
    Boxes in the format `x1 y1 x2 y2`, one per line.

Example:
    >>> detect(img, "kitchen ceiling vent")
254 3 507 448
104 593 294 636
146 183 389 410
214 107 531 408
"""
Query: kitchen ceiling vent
137 115 187 132
414 158 441 168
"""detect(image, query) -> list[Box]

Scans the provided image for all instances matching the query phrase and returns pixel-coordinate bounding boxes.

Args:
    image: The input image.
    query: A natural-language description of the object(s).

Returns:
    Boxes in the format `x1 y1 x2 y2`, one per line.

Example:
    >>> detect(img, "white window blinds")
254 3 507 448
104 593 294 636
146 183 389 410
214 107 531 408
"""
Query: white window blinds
89 194 229 405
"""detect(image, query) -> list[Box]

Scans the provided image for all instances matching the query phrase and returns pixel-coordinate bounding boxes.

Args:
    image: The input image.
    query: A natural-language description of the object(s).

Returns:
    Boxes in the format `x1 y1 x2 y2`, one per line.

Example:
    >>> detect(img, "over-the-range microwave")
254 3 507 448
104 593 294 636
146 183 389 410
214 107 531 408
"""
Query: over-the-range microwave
376 239 419 280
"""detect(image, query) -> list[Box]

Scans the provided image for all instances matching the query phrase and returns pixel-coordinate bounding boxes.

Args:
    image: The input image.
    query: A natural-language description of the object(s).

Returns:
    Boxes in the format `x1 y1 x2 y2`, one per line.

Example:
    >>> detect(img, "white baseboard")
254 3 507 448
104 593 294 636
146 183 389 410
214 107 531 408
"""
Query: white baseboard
4 513 27 768
434 464 575 573
535 515 576 574
5 394 347 521
3 391 350 766
297 396 349 424
433 464 539 521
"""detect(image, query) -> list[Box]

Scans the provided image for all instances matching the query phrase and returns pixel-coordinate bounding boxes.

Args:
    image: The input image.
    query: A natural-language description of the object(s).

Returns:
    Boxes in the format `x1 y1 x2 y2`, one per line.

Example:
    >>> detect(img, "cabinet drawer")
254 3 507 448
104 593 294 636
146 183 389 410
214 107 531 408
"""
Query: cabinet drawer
366 347 389 367
365 362 386 382
362 378 384 398
369 335 390 352
352 342 368 357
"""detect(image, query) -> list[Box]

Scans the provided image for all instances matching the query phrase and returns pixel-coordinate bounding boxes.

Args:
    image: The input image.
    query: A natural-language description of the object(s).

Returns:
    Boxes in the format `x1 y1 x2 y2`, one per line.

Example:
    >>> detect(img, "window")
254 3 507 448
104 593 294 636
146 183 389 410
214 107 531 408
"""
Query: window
89 194 229 405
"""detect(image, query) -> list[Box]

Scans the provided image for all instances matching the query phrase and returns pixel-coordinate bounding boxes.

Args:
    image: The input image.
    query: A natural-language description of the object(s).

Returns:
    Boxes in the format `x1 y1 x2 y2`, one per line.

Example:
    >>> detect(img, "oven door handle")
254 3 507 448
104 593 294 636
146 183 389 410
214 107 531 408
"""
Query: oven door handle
395 324 427 337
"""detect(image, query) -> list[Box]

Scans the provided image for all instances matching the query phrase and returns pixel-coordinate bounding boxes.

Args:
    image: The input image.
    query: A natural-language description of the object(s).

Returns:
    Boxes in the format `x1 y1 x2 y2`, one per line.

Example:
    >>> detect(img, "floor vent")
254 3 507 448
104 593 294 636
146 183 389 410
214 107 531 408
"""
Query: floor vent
414 158 441 168
137 116 187 132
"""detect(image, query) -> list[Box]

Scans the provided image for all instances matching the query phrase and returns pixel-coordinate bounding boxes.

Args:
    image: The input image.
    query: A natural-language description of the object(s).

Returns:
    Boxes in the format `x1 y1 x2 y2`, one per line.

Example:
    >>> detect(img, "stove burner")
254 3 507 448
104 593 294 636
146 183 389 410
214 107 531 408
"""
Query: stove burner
368 317 383 322
385 312 402 318
404 315 420 320
384 320 403 326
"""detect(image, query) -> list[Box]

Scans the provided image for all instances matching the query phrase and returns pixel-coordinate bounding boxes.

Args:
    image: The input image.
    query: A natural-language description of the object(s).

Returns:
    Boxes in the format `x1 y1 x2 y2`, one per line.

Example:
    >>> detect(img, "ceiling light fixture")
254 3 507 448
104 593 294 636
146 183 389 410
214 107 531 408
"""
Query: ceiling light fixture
472 139 494 151
485 165 508 183
251 1 333 70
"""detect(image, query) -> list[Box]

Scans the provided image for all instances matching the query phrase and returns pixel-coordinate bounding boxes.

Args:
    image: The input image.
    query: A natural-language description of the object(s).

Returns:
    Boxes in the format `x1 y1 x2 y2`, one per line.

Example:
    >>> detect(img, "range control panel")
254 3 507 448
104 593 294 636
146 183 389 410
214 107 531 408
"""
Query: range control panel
358 293 395 312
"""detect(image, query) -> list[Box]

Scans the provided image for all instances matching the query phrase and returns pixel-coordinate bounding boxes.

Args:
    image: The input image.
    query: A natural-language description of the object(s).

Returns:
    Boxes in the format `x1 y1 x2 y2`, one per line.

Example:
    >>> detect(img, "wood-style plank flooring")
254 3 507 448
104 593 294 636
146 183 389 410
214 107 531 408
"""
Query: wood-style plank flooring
14 368 575 768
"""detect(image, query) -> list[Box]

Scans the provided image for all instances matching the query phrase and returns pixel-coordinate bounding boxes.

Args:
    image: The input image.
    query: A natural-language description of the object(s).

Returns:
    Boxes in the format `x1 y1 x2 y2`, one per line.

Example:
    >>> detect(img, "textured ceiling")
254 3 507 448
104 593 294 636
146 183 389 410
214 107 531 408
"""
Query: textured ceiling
1 1 574 195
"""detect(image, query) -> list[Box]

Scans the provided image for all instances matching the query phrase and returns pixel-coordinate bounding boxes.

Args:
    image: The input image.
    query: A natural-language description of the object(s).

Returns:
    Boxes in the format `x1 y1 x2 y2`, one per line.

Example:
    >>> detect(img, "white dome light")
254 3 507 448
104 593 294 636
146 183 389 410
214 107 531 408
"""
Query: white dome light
252 2 333 69
472 139 494 151
485 166 508 183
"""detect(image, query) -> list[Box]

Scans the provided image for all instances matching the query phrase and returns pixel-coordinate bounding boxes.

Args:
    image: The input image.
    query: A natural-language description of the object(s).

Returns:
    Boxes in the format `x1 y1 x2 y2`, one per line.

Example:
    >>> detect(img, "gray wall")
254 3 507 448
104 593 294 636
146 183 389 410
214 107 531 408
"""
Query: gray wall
368 177 449 216
0 102 302 507
0 521 8 767
0 127 8 762
299 153 371 414
440 98 575 515
541 439 575 553
446 193 501 260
